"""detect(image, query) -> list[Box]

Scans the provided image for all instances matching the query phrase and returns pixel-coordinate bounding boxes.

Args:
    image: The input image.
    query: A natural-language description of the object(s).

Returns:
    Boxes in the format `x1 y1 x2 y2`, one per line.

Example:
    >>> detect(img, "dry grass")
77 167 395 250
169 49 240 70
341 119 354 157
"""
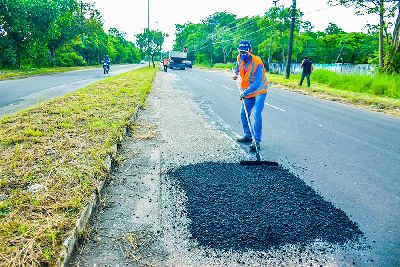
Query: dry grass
0 67 157 266
131 123 158 140
124 231 157 267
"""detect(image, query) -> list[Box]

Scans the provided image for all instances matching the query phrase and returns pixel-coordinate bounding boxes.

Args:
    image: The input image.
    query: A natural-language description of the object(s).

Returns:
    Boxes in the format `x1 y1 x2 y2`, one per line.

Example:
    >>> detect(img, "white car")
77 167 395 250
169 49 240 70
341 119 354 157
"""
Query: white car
140 60 146 64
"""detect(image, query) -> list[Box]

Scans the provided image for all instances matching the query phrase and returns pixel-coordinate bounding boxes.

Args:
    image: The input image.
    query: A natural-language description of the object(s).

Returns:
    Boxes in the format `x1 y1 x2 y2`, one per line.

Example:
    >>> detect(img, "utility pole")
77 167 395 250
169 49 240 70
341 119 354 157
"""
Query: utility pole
80 1 84 45
211 30 214 66
272 0 280 7
209 20 215 66
285 0 296 79
147 0 150 67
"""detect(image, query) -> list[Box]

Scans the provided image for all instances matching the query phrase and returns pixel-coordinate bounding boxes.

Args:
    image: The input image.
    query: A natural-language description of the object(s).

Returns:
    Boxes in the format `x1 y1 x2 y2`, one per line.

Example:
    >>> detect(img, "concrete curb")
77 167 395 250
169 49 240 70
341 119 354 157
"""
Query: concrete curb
57 105 140 267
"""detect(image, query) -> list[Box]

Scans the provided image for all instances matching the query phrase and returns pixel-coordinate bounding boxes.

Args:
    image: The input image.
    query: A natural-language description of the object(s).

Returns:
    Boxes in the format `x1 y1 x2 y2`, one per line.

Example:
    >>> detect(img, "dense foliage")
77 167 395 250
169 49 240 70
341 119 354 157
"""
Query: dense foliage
135 28 168 67
173 3 399 73
1 1 398 73
0 0 142 68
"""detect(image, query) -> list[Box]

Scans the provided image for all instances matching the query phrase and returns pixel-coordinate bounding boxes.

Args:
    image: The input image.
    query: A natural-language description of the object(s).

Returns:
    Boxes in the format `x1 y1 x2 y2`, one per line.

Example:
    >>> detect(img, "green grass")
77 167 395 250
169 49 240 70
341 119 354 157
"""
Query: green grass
310 69 400 99
194 62 235 70
213 63 235 70
0 66 98 81
267 70 400 117
0 67 157 266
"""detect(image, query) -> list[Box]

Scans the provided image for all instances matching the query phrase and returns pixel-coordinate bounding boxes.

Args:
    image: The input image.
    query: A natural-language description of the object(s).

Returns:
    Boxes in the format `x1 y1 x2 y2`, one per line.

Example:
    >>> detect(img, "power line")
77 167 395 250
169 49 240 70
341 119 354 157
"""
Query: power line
183 4 348 61
191 3 342 49
190 18 258 52
192 27 266 53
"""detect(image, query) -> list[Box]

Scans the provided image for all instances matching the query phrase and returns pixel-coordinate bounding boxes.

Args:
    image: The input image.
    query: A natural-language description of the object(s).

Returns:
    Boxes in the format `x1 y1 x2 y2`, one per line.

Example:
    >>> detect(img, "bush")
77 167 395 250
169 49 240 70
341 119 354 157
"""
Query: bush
55 45 86 67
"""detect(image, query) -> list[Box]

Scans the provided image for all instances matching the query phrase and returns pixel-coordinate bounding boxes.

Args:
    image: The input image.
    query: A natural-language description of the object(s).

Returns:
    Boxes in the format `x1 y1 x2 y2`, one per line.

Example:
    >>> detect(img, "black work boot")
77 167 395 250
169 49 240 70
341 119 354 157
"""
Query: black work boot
249 142 260 152
237 136 252 143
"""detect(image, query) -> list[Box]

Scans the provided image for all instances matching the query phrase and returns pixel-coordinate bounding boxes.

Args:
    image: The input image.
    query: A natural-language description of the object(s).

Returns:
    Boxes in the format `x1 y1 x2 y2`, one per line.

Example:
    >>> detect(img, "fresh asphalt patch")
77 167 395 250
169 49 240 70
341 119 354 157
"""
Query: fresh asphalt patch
167 162 364 252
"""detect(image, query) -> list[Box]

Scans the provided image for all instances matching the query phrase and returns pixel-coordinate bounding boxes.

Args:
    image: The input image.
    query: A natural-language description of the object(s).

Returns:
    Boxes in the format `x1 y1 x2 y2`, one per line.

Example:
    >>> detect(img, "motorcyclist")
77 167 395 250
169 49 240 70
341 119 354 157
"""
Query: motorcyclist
103 55 110 67
102 55 110 74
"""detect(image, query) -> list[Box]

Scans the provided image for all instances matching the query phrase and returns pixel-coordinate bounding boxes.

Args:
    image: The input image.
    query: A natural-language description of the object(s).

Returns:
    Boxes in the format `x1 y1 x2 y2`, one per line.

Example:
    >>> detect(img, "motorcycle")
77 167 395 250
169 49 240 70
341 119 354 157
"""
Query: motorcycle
103 62 110 74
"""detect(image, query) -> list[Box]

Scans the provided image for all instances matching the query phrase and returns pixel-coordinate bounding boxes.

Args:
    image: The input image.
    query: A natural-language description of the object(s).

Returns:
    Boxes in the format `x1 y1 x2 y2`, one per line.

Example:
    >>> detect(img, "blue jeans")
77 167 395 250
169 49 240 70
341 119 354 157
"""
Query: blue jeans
240 93 267 144
300 72 311 87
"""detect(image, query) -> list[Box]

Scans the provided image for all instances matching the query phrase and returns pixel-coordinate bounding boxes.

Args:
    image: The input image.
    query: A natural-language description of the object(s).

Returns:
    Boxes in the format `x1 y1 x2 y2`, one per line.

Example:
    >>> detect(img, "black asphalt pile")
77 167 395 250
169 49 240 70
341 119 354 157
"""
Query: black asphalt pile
167 162 363 252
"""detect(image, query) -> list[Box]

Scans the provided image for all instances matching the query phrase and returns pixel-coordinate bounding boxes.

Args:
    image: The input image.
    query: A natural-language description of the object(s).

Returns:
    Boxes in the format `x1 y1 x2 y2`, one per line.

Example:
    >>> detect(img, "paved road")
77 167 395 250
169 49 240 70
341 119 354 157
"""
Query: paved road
167 68 400 266
0 64 144 117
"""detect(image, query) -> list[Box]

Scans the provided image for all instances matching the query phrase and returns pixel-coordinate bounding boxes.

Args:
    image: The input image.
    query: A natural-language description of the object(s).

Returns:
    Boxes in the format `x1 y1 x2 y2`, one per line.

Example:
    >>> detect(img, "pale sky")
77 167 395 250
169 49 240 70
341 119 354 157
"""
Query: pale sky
87 0 379 50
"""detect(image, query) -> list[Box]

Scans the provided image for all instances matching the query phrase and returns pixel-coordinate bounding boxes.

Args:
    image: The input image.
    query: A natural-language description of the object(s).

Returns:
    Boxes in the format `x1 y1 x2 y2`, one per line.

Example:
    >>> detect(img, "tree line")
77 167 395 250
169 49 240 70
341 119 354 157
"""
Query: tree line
0 0 142 68
1 1 398 74
173 2 400 74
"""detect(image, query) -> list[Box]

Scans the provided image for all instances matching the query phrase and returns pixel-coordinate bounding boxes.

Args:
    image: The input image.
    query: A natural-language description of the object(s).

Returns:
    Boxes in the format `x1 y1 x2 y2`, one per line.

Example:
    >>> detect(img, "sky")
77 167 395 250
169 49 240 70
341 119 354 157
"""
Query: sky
86 0 379 51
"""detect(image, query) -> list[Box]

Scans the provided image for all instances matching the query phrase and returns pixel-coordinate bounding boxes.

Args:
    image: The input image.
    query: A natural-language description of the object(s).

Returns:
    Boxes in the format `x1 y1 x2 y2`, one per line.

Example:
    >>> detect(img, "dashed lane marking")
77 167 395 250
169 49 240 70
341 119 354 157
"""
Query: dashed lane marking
265 103 286 112
222 85 233 91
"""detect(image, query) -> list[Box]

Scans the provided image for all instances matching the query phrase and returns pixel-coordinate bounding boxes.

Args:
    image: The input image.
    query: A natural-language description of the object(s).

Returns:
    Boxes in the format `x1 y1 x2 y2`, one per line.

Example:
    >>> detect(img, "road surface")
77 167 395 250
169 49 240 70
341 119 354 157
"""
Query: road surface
0 64 144 118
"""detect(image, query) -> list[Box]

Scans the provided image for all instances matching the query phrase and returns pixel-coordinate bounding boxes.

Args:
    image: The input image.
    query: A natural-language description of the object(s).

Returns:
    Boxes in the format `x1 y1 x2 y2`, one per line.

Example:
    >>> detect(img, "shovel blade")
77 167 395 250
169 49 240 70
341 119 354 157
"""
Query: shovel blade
240 160 279 166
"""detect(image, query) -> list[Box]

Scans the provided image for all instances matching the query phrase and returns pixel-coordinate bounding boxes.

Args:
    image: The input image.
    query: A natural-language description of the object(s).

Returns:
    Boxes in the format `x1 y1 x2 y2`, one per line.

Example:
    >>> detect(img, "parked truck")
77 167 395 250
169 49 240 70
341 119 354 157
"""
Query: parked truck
168 51 187 70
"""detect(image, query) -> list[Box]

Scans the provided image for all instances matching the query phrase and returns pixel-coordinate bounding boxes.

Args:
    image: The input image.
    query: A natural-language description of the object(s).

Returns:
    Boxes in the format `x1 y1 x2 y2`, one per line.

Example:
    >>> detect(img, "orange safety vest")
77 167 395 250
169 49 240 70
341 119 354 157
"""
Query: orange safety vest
237 54 269 98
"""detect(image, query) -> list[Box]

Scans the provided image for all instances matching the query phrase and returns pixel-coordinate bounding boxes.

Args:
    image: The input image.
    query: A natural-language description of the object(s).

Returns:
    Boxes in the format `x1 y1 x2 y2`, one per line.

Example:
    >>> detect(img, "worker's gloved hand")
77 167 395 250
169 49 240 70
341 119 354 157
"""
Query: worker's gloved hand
232 73 238 80
239 92 245 100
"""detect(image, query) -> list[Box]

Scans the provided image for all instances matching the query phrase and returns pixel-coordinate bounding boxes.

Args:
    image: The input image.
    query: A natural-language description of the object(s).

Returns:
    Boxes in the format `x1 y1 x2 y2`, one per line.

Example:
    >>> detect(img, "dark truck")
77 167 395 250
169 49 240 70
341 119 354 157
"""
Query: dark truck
168 51 187 70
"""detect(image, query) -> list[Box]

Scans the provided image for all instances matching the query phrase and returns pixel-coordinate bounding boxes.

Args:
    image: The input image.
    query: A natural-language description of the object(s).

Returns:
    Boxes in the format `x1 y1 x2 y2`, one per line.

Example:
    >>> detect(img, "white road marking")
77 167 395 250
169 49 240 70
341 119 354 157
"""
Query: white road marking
265 103 286 112
222 85 233 91
205 79 212 82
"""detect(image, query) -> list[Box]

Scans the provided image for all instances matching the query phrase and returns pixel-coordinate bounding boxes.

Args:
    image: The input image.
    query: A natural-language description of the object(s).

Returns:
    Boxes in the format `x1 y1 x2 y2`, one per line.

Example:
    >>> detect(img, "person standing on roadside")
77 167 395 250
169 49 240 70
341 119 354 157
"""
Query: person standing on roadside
232 40 269 152
299 56 313 87
163 57 168 72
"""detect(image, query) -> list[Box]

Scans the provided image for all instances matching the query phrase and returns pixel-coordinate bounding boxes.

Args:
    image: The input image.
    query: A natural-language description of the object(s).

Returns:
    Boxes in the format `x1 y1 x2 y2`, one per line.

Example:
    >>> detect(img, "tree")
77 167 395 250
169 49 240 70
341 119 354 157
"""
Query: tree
203 12 238 64
257 6 302 66
325 22 345 35
174 22 207 62
170 4 390 68
0 0 59 67
47 0 80 66
328 0 399 68
135 29 167 67
383 1 400 73
0 0 144 69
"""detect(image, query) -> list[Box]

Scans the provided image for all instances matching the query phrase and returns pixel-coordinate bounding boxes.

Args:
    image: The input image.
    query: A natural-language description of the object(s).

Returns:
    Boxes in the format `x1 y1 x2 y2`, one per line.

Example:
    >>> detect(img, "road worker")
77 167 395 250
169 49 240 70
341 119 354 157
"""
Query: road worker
232 40 269 152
